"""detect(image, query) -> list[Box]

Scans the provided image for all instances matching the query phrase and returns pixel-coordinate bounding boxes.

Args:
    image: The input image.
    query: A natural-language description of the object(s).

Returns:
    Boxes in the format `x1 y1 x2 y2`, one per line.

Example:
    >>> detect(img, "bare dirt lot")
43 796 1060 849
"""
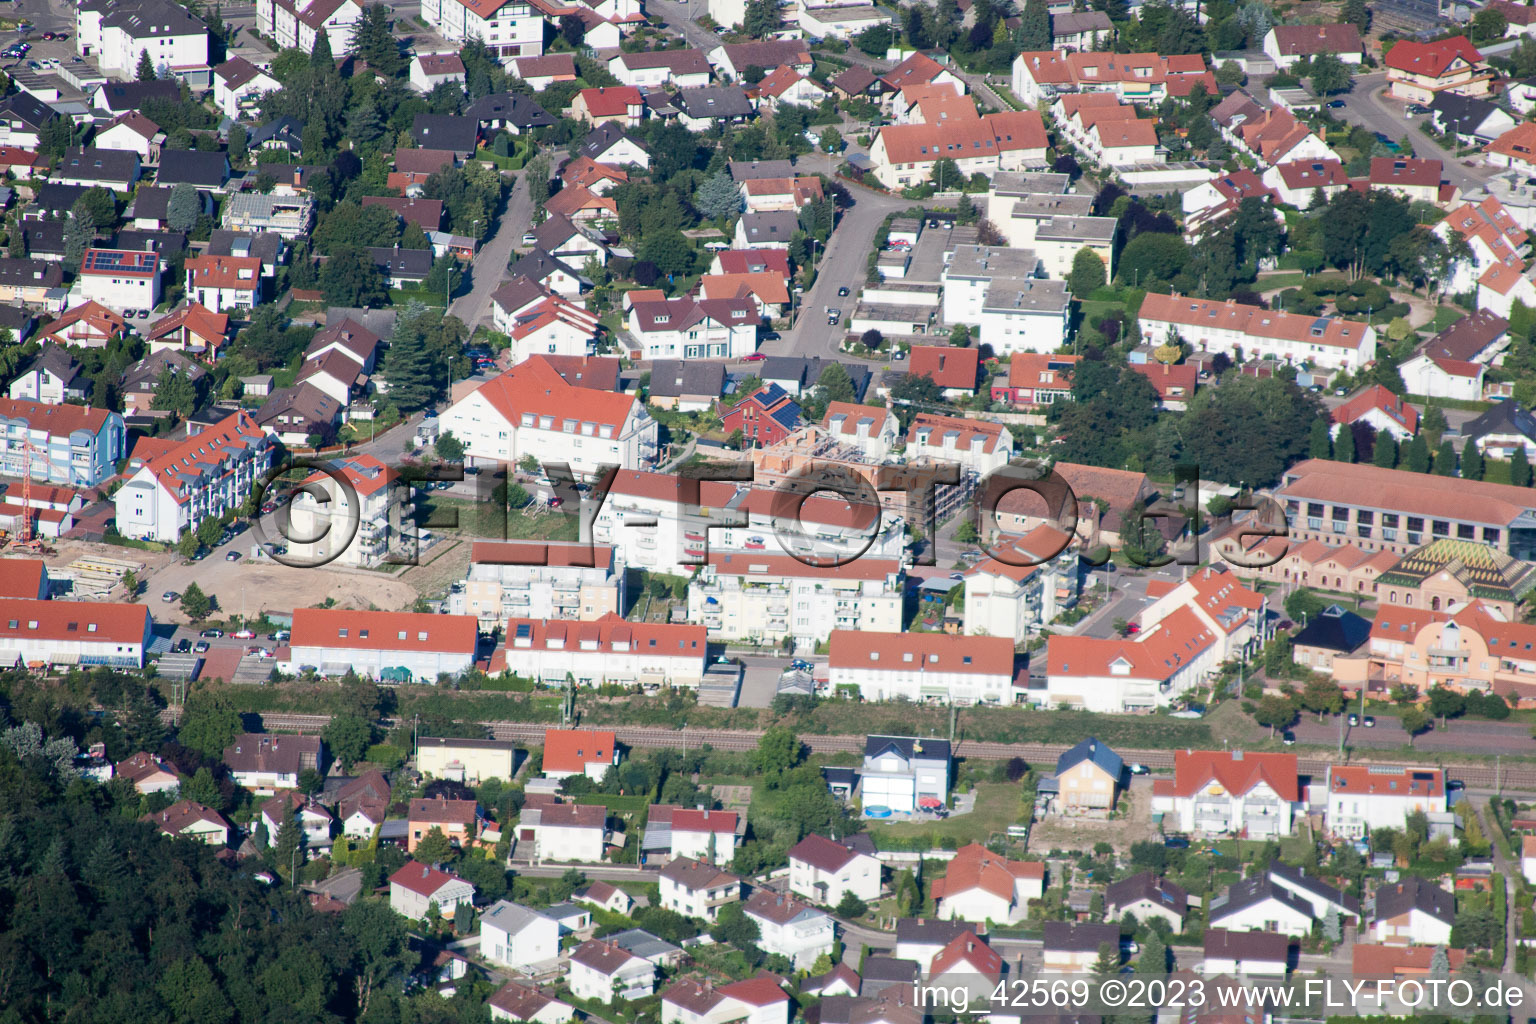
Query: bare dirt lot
1026 777 1160 855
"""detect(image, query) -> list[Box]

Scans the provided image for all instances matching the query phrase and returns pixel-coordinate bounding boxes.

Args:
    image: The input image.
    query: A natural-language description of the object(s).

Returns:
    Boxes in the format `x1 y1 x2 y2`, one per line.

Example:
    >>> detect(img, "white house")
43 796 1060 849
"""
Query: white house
1399 351 1487 402
419 0 543 65
1041 922 1122 974
480 901 561 970
542 728 618 782
489 982 577 1024
113 410 273 542
285 608 479 684
259 790 333 849
0 598 151 671
141 800 231 845
1207 877 1315 938
904 413 1014 478
742 891 834 969
569 940 656 1004
1369 877 1454 947
1524 836 1536 886
523 803 608 863
212 56 279 118
788 833 881 905
662 977 792 1024
1202 929 1289 977
1150 749 1299 837
664 807 739 866
285 456 402 569
933 842 1045 925
820 402 899 461
117 751 180 793
450 541 623 628
827 630 1016 706
78 248 161 312
440 355 659 481
222 733 324 796
412 53 467 93
1324 765 1446 839
627 297 760 361
1104 872 1188 932
95 111 163 161
1261 24 1363 70
658 858 741 921
610 49 712 89
184 253 263 314
389 862 476 919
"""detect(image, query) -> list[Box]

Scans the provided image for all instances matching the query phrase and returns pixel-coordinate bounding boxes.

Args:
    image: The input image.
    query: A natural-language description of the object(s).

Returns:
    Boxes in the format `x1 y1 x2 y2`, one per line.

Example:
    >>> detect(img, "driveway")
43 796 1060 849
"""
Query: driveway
450 170 532 333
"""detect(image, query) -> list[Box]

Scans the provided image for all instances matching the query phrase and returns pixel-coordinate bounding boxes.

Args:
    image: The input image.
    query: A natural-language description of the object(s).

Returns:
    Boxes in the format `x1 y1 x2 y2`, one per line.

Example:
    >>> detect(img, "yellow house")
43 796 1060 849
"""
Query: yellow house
1050 736 1123 812
416 737 518 784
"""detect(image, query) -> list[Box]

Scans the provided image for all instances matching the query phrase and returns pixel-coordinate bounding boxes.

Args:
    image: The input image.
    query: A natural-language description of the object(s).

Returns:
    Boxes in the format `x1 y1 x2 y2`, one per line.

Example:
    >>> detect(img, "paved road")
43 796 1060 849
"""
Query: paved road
451 170 531 333
1292 713 1536 758
643 0 721 50
1332 74 1498 193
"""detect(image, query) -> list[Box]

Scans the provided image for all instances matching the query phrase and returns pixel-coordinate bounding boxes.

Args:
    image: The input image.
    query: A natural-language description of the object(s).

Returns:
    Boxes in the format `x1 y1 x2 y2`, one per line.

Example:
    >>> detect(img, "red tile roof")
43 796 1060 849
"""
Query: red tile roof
789 832 865 873
1385 36 1483 77
543 728 617 774
907 345 980 390
1332 383 1419 434
931 842 1044 902
929 932 1003 979
1268 23 1362 56
0 558 45 599
465 355 640 434
829 629 1014 675
577 86 643 117
1169 749 1299 801
291 608 478 654
0 597 149 644
1328 765 1442 797
390 861 469 897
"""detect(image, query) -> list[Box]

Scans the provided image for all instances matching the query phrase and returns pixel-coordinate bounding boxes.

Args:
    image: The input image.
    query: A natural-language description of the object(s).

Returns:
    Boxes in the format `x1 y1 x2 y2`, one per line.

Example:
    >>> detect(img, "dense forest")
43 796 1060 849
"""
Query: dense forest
0 702 487 1024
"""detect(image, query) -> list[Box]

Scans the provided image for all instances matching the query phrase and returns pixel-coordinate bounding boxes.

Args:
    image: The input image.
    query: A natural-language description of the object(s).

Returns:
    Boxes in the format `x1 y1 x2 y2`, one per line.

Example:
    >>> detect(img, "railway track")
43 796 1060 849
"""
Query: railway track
251 712 1536 791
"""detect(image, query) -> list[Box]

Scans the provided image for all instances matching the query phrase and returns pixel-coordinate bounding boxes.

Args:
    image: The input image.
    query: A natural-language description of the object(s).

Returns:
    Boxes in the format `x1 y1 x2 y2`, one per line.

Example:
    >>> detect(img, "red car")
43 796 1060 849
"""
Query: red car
742 352 768 361
1125 623 1141 634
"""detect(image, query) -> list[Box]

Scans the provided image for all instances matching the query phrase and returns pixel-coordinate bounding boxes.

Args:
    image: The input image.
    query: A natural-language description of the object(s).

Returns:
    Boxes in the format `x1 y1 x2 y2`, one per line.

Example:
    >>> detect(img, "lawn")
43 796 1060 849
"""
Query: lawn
864 782 1027 848
417 495 579 542
1256 272 1308 291
1432 305 1467 332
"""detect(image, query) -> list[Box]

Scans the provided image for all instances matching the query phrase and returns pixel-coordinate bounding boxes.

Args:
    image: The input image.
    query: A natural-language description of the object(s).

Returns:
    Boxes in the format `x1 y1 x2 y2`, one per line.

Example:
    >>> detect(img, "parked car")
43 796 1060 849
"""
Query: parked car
161 590 178 602
1326 99 1346 109
743 352 768 361
1363 715 1376 727
194 641 210 653
1348 712 1359 726
1127 763 1150 775
827 308 841 325
1282 731 1296 745
173 639 191 653
837 286 850 297
200 629 223 638
225 550 241 561
233 629 256 639
1163 836 1190 849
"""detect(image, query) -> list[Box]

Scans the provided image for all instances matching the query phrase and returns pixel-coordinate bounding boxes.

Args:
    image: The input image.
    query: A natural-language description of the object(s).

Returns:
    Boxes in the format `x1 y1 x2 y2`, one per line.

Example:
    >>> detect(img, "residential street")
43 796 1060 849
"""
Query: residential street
1331 74 1497 193
450 170 532 333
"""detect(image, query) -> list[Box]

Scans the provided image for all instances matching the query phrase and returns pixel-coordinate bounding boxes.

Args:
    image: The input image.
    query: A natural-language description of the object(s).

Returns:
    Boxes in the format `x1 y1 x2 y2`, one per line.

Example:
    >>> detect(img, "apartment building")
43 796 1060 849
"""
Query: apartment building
819 402 899 461
1011 49 1215 105
1137 565 1269 662
79 0 210 83
451 541 623 628
419 0 542 64
1272 458 1536 559
113 410 272 542
1044 606 1220 712
499 616 707 688
1138 292 1377 372
523 803 608 862
0 398 125 487
592 468 906 578
939 245 1071 355
222 192 315 238
184 253 263 314
1150 750 1299 837
688 552 904 644
1051 93 1160 166
0 598 152 670
286 608 480 683
962 525 1077 642
867 111 1049 189
78 248 161 311
828 630 1016 705
1324 765 1446 840
285 455 402 568
441 356 658 480
905 413 1013 478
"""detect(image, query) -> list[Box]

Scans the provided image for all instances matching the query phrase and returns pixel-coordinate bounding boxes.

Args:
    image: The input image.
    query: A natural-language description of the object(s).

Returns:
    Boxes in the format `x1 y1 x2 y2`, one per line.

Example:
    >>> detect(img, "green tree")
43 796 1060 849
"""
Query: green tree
228 123 248 166
414 826 455 865
1401 434 1430 473
1341 0 1370 31
151 365 200 418
1433 439 1457 476
137 49 157 81
319 245 387 307
324 714 375 771
836 891 868 918
342 898 415 1020
62 214 91 266
1136 933 1168 974
1462 443 1485 480
755 725 802 776
1092 942 1121 978
929 157 961 190
157 956 233 1024
178 690 240 757
694 172 744 220
1513 446 1532 486
814 362 856 406
434 432 465 462
179 581 212 622
383 301 444 412
1427 684 1465 726
177 531 200 559
1309 53 1353 95
742 0 782 36
167 183 202 233
1020 0 1051 50
1373 433 1398 468
1335 422 1356 463
1309 418 1332 460
1401 707 1431 746
819 126 842 153
121 569 139 597
1472 6 1507 42
1253 693 1297 737
352 3 404 76
271 811 304 878
1300 676 1345 719
1118 232 1191 286
196 516 224 551
949 323 971 347
181 766 226 811
1067 246 1106 296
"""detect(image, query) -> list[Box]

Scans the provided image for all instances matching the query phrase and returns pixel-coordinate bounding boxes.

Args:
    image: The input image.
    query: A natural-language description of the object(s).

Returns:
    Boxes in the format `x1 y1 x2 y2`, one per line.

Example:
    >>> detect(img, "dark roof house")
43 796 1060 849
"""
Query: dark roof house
158 150 231 189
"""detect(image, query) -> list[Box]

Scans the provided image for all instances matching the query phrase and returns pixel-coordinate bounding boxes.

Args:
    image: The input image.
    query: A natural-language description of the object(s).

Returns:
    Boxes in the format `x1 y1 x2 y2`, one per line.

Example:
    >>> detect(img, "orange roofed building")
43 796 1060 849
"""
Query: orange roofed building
827 630 1017 704
496 615 707 688
542 727 619 781
114 409 273 542
1150 750 1300 836
1385 36 1493 103
932 842 1045 924
868 110 1048 189
286 607 479 682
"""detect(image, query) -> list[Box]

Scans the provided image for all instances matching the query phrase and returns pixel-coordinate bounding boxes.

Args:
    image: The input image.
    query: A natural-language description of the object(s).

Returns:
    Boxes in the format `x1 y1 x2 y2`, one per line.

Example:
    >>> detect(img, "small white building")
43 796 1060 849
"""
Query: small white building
541 728 618 782
1324 765 1446 839
213 56 279 118
658 857 741 921
1105 872 1188 932
1369 877 1454 947
1202 929 1289 976
411 53 467 94
933 842 1045 925
1150 749 1299 837
787 833 881 905
78 248 160 311
389 862 476 919
480 901 561 970
524 803 608 863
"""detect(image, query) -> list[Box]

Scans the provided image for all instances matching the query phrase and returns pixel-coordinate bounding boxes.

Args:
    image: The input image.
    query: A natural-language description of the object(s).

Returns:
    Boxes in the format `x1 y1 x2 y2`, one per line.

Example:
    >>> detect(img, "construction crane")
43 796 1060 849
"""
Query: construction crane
8 437 50 551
